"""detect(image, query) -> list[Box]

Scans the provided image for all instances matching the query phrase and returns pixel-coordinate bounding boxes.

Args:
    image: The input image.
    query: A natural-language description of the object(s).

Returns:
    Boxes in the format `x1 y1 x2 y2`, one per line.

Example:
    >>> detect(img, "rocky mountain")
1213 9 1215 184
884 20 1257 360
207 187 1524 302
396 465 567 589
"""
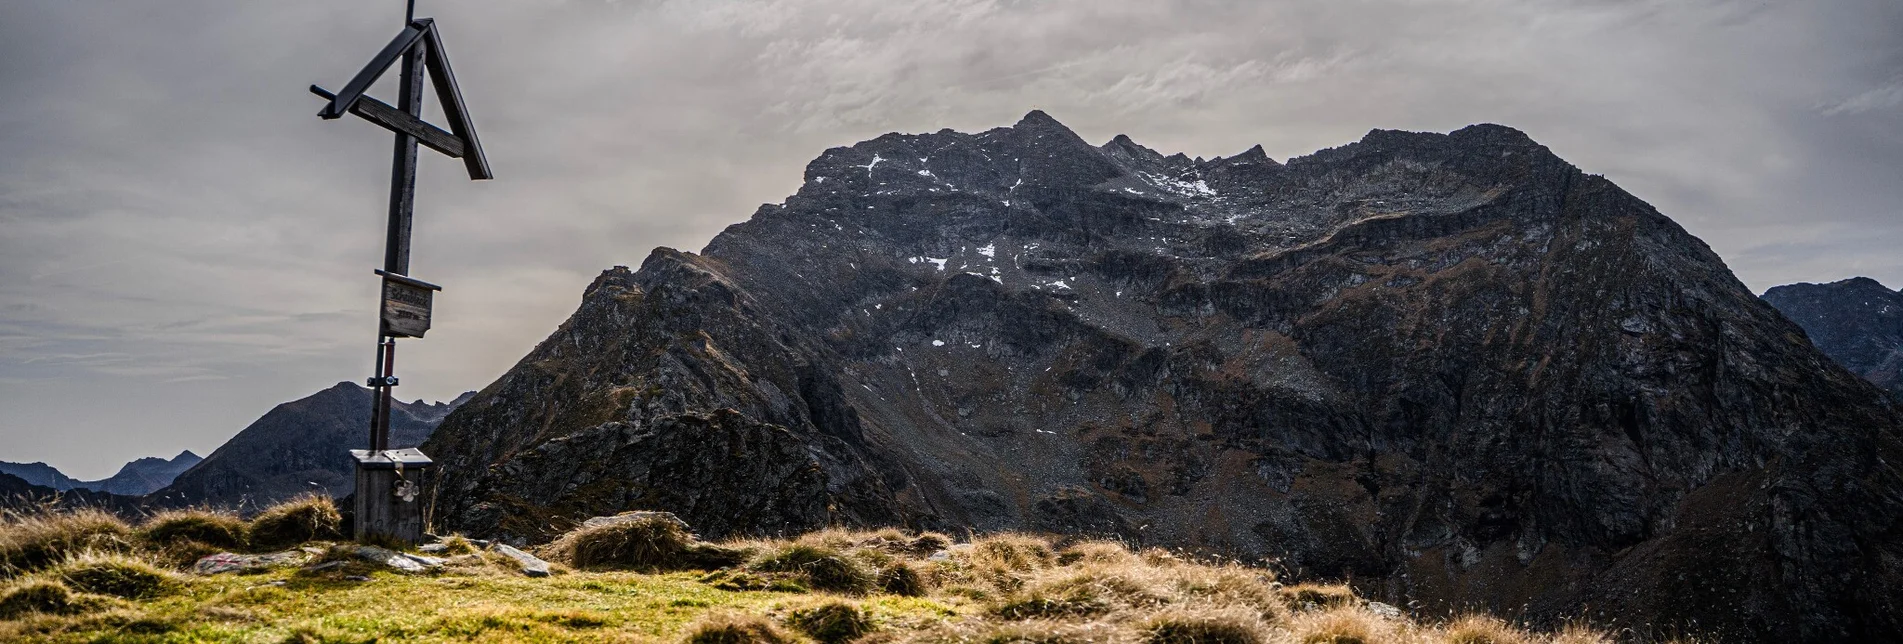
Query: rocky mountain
0 450 201 496
152 382 472 510
1762 277 1903 398
422 112 1903 641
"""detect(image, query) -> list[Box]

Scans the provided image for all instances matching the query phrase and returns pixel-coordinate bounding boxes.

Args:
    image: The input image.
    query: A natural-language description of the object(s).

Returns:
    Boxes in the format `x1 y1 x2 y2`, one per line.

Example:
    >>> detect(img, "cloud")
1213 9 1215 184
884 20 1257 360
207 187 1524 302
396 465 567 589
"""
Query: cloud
1823 79 1903 115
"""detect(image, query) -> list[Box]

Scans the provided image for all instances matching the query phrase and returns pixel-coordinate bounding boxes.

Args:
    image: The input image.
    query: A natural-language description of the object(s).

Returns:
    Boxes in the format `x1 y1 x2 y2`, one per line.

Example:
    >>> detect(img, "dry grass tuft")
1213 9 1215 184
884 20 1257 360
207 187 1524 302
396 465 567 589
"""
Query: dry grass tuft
139 509 247 550
0 507 135 576
1289 605 1399 644
908 619 1126 644
798 528 917 555
878 560 929 597
1442 614 1531 644
0 579 79 618
544 514 746 571
991 564 1168 619
1281 583 1359 611
1141 607 1270 644
1056 541 1139 566
910 532 953 555
438 534 481 556
784 599 874 644
1547 623 1614 644
150 538 226 570
50 550 176 599
749 542 876 595
1138 549 1185 568
1166 565 1285 622
968 534 1057 573
684 612 796 644
246 494 342 551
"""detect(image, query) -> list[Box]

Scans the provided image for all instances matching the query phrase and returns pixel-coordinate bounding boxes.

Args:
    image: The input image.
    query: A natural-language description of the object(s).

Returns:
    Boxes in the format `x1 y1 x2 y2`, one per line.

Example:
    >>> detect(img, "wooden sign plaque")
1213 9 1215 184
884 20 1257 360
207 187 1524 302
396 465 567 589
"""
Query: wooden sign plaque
376 270 442 338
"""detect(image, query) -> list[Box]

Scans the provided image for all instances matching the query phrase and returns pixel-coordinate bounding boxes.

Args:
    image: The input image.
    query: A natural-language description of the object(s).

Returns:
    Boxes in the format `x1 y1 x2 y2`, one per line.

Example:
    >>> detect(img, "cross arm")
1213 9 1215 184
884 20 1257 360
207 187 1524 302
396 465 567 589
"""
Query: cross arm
309 85 465 158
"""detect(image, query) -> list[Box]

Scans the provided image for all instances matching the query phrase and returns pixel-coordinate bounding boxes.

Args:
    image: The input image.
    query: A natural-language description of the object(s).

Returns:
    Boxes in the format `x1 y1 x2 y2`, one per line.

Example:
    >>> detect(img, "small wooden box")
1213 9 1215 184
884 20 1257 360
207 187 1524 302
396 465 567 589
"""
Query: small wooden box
350 448 434 544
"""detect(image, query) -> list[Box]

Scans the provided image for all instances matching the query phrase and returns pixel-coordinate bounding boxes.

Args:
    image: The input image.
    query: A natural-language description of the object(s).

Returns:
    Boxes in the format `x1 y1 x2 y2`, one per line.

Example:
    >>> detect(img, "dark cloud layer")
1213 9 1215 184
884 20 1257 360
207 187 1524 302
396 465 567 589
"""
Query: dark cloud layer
2 0 1900 478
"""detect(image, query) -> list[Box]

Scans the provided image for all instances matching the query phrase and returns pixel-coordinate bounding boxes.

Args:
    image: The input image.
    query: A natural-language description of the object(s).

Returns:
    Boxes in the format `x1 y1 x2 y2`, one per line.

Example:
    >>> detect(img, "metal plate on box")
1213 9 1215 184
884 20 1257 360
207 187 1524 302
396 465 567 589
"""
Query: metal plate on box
350 448 434 470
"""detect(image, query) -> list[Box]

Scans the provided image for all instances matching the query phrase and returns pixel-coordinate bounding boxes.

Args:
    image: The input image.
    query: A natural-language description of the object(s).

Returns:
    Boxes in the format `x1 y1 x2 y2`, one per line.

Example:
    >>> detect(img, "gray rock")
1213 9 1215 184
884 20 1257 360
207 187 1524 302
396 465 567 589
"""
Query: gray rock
490 543 550 578
193 551 309 575
351 545 425 573
580 510 690 531
402 553 447 568
418 543 448 553
1365 602 1403 620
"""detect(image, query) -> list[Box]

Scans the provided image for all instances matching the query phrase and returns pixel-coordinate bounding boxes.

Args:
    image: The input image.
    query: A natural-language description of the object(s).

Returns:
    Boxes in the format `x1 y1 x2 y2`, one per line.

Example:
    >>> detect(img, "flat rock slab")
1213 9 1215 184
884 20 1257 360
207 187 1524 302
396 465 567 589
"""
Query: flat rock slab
491 544 550 577
193 551 308 575
351 545 429 573
580 510 690 531
403 553 448 568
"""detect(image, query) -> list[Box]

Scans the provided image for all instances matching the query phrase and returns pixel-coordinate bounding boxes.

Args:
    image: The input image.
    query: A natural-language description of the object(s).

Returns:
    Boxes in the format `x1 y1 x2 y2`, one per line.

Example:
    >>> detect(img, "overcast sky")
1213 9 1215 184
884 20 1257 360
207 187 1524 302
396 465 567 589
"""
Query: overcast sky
2 0 1900 479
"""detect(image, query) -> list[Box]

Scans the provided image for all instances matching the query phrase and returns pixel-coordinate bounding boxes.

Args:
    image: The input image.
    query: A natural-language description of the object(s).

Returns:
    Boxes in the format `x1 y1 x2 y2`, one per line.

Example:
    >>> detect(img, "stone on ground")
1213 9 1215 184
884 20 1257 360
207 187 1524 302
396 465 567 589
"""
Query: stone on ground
192 551 309 575
491 543 551 577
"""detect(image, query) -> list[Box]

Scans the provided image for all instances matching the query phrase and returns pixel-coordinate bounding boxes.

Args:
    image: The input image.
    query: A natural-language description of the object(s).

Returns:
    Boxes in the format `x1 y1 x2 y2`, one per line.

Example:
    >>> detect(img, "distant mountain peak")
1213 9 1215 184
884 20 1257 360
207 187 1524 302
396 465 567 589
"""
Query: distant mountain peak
0 447 206 497
1014 108 1064 129
153 383 470 508
1763 276 1903 399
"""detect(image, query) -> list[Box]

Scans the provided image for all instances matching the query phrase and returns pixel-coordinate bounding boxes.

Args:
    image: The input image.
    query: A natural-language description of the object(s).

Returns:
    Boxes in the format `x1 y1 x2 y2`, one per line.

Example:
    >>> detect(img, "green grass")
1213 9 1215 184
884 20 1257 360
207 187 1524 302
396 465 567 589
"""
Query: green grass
0 546 985 644
0 502 1629 643
0 564 965 642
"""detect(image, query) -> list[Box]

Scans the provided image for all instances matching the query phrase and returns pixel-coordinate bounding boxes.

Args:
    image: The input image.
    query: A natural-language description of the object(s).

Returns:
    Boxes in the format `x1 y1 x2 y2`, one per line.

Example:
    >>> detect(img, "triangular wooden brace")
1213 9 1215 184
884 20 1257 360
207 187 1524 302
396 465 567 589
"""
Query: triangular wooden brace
311 18 491 180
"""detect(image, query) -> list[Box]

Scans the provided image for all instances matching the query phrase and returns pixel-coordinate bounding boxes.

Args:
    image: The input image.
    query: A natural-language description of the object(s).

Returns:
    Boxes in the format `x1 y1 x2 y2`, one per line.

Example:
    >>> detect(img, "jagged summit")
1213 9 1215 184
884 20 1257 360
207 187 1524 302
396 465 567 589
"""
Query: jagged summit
1014 108 1066 129
425 114 1903 641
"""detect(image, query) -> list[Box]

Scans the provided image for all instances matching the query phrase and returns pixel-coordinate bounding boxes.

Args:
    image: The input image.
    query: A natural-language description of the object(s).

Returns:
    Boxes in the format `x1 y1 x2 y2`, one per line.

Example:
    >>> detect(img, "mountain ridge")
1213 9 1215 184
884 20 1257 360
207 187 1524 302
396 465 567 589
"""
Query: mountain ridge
423 112 1903 641
0 450 201 496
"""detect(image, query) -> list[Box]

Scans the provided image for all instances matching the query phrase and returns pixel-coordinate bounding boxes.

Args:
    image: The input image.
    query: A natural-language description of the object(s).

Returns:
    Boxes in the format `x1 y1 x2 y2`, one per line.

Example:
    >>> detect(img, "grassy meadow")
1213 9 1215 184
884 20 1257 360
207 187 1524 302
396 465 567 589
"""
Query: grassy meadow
0 496 1660 643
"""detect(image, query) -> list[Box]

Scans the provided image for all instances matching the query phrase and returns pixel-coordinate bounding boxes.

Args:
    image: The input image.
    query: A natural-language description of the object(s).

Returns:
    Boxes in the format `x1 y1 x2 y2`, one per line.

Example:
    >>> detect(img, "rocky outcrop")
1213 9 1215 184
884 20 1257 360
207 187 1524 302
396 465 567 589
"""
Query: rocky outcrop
1762 276 1903 398
424 112 1903 641
152 382 471 510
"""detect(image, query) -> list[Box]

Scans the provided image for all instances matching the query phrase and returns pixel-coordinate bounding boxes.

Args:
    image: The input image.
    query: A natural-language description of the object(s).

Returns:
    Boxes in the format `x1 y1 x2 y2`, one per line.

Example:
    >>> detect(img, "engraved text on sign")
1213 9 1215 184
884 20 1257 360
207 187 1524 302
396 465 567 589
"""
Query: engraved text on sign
381 278 433 338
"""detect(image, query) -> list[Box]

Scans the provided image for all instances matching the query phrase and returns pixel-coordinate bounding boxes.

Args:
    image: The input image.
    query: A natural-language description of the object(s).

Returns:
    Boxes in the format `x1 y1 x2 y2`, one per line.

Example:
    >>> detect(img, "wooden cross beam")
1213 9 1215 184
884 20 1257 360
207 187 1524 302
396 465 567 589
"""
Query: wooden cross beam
312 18 492 181
309 86 465 158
